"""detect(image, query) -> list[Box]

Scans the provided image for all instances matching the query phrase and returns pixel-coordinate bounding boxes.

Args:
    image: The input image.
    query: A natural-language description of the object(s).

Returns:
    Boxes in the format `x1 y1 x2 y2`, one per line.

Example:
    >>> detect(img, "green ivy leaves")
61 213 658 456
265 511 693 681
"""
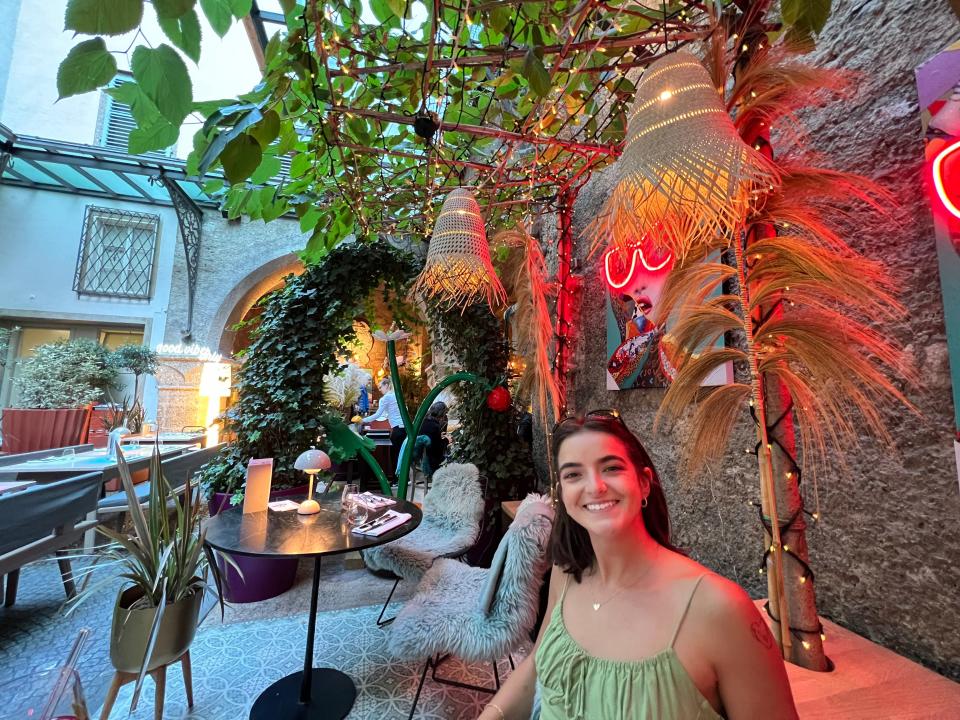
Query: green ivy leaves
220 134 262 184
199 0 251 36
106 82 180 154
781 0 832 43
521 48 551 98
57 38 116 99
158 10 202 63
155 0 196 19
57 0 252 151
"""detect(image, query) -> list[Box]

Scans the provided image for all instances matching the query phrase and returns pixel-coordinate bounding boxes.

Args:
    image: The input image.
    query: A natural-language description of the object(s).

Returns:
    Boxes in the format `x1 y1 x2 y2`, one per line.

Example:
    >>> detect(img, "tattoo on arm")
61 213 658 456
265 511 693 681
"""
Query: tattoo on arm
751 620 774 651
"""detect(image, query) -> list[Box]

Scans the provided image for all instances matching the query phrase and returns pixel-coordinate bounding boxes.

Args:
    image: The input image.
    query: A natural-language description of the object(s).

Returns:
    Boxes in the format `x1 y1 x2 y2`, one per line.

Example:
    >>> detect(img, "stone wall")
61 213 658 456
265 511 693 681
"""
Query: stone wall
565 0 960 680
164 214 305 354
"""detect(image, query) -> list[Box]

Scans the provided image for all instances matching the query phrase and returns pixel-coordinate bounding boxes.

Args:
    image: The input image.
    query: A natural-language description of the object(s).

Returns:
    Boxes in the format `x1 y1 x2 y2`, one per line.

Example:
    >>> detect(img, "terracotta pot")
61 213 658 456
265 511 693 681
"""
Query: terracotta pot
0 406 93 454
110 585 202 673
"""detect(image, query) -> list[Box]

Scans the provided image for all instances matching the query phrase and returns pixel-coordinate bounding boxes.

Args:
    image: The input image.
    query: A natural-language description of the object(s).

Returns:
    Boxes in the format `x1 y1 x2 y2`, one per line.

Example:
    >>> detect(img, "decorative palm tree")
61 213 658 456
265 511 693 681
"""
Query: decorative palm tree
653 44 914 670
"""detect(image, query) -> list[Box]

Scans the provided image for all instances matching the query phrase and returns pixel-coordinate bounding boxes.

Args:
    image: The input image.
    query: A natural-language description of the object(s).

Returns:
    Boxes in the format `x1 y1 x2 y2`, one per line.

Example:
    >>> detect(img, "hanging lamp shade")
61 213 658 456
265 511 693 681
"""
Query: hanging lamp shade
592 51 778 258
413 188 506 311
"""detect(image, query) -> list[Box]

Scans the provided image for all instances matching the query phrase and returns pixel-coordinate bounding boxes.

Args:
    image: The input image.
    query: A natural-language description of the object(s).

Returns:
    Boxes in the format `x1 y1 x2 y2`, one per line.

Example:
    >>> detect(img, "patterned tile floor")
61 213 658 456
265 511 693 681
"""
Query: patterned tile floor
0 553 514 719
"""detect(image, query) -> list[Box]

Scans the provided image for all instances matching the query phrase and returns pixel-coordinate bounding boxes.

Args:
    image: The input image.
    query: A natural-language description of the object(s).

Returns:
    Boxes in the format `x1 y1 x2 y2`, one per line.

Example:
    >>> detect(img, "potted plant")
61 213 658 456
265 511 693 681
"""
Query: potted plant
71 450 221 715
202 440 305 603
111 344 159 434
2 338 118 453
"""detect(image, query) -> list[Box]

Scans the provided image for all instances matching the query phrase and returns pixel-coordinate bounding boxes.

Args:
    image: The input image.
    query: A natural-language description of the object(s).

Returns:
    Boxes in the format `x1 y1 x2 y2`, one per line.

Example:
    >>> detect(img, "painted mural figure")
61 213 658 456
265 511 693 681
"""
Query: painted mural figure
605 240 676 390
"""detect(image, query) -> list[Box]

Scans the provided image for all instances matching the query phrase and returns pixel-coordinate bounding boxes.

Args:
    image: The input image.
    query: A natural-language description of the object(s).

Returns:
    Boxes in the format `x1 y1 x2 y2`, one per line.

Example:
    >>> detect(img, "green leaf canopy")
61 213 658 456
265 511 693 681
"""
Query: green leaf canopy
57 37 117 99
64 0 143 35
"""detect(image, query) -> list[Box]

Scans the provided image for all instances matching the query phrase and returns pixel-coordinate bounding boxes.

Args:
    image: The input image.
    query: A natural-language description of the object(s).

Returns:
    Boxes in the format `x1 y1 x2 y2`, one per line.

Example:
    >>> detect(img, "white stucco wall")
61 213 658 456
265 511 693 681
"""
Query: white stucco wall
0 185 181 412
0 1 262 158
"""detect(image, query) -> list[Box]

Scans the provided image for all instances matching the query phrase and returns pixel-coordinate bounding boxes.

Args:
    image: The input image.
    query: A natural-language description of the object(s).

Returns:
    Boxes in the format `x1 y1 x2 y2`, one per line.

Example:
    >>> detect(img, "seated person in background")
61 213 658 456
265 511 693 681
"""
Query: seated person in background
478 412 798 720
425 363 461 434
362 377 406 462
420 401 449 477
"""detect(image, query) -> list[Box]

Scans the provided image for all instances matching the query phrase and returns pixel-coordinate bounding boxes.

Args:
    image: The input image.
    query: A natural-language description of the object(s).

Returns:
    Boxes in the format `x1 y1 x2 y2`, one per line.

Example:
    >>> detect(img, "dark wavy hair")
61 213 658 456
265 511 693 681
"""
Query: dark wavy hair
550 415 682 581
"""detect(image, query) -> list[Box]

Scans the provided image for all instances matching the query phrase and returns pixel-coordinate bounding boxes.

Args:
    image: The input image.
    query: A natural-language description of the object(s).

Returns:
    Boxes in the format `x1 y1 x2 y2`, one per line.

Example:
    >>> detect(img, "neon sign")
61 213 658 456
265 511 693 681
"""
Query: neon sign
155 343 222 362
932 138 960 220
603 246 674 289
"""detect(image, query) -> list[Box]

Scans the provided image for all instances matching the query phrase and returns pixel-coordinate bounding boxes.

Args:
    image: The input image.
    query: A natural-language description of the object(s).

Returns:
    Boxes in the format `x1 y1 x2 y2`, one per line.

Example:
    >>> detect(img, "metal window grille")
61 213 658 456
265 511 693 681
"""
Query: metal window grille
74 206 160 299
98 74 176 158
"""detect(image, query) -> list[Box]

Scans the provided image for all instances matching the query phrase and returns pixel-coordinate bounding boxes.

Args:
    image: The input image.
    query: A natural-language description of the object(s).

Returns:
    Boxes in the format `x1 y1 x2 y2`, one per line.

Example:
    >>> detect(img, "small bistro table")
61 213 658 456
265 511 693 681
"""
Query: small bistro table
203 492 423 720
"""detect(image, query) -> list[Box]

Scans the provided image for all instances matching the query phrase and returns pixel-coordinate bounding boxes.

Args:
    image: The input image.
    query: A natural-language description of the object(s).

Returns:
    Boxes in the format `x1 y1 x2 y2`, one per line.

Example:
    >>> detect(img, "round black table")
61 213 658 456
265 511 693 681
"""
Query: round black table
203 492 422 720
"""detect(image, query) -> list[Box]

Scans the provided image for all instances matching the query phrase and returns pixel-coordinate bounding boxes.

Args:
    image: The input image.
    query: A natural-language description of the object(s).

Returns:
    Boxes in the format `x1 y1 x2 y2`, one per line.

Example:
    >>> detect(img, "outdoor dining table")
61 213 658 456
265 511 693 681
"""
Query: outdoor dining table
0 480 35 495
0 445 185 482
121 431 205 447
203 491 422 720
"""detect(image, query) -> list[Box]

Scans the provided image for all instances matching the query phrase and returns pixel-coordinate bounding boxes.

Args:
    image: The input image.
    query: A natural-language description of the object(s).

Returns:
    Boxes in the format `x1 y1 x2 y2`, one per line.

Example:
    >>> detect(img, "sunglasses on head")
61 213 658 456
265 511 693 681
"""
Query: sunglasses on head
552 408 628 434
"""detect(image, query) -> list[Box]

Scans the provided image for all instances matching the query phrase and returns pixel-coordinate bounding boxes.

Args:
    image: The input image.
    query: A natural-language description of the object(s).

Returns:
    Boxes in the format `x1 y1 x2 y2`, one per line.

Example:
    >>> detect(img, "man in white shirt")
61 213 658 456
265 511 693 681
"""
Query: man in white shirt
362 377 407 471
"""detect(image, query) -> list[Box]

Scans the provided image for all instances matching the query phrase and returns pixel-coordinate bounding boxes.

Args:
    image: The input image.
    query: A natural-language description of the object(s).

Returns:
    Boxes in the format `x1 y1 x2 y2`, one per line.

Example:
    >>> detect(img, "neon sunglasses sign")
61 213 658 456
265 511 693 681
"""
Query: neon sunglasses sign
603 246 674 289
932 138 960 220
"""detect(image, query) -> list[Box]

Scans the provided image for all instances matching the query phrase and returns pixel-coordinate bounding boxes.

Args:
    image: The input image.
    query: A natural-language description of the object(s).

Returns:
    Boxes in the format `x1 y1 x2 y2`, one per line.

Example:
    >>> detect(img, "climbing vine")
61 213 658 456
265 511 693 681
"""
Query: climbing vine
200 241 420 500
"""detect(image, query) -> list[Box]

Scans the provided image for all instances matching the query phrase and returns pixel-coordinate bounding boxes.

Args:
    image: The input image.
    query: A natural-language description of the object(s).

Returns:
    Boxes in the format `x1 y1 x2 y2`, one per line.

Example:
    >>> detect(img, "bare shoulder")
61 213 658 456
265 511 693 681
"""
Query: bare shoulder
666 556 769 648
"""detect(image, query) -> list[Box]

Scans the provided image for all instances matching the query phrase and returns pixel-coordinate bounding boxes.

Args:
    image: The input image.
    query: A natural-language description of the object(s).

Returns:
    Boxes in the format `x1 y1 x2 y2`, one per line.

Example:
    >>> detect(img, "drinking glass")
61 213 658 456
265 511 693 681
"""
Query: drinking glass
0 668 89 720
345 499 369 527
341 483 360 511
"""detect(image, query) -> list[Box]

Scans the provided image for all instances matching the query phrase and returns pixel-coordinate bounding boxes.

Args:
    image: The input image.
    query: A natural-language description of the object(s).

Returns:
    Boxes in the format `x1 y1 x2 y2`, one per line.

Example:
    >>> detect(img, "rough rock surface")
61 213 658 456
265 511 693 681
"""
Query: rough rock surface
566 0 960 680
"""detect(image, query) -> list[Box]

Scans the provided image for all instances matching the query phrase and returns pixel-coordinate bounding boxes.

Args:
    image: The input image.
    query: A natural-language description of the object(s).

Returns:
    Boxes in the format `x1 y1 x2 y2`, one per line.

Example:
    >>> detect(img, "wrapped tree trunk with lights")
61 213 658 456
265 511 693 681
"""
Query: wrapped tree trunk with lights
652 45 914 671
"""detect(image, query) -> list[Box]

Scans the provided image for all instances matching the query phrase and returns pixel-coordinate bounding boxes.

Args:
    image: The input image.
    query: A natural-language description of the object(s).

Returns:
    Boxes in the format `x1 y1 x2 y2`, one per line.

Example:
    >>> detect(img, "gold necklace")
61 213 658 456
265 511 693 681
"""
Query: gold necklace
591 546 659 612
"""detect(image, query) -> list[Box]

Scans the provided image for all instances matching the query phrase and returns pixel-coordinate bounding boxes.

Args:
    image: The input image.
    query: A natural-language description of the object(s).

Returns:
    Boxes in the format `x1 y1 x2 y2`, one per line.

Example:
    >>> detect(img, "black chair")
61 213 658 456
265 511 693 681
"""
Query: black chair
96 444 225 521
0 471 102 606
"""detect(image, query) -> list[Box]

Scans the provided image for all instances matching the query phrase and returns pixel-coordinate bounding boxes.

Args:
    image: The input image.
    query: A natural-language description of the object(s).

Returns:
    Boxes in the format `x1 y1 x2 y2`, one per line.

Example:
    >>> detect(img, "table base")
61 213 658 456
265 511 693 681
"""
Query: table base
249 669 356 720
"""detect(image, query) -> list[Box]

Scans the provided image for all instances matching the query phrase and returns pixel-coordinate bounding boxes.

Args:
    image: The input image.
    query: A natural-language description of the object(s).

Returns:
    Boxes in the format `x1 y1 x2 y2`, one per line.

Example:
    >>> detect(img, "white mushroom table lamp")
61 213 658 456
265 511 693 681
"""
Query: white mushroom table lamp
294 447 332 515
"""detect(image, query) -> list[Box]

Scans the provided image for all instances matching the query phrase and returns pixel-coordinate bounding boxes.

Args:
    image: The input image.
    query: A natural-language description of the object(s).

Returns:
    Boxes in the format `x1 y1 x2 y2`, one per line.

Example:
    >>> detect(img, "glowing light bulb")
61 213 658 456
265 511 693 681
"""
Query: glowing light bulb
659 90 673 101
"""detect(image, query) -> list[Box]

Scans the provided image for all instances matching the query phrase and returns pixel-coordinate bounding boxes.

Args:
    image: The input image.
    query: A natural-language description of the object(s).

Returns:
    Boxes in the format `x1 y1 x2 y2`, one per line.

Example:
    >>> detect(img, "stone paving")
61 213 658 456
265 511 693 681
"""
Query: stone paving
0 551 417 716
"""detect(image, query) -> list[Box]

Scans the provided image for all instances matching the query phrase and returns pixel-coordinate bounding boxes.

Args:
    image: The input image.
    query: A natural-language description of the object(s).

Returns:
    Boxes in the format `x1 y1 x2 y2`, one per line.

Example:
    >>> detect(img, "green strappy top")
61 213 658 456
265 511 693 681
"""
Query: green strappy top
535 573 724 720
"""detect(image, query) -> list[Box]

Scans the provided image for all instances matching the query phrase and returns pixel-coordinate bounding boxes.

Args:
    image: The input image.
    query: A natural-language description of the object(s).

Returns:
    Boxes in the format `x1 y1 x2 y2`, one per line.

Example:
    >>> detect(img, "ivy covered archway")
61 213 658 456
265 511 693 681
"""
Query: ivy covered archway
200 241 421 500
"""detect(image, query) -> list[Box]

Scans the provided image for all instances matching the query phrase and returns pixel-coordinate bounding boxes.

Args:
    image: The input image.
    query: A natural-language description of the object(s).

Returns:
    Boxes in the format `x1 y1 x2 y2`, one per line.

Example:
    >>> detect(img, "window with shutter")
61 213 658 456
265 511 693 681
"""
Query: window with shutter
97 74 176 158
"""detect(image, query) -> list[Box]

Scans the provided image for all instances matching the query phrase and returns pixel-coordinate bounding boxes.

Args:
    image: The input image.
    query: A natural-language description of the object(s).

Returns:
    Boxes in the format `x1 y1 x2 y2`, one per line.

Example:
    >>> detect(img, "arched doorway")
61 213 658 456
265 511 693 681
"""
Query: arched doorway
207 252 304 359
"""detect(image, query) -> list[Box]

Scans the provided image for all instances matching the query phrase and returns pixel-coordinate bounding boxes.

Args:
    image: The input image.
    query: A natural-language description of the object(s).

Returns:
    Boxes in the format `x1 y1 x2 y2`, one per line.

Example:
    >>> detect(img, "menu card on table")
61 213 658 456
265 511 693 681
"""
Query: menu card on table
351 510 412 536
243 458 273 514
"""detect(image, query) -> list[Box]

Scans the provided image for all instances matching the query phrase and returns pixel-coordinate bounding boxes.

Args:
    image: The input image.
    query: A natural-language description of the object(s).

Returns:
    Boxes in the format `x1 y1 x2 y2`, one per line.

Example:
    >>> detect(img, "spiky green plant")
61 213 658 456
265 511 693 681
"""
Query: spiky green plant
67 448 227 709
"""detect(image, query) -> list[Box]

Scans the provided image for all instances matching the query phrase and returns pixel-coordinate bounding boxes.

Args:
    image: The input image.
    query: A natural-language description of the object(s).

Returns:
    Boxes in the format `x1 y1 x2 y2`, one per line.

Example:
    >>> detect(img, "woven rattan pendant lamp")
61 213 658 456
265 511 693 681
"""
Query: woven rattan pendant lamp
593 50 778 258
413 187 506 310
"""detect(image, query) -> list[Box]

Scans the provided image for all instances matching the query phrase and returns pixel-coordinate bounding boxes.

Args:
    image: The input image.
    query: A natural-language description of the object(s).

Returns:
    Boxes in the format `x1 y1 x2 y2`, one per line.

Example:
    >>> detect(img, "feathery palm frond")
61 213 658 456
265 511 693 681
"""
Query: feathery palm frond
656 346 747 429
678 383 753 477
757 163 896 227
657 201 914 476
492 228 561 423
729 44 848 131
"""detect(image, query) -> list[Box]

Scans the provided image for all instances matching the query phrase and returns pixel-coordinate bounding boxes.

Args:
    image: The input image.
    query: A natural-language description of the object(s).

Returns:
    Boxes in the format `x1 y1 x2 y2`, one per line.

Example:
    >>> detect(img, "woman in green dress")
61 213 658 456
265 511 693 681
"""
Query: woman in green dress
479 412 798 720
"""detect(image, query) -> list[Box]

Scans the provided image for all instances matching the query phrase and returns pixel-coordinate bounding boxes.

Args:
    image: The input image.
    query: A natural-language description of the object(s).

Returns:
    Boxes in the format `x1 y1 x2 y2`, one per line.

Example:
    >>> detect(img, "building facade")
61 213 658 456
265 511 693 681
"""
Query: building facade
0 0 305 430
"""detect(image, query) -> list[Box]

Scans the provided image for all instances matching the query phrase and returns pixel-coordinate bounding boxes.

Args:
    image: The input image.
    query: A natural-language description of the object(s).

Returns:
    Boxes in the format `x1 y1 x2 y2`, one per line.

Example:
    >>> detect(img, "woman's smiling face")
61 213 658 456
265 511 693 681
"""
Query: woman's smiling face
557 429 652 537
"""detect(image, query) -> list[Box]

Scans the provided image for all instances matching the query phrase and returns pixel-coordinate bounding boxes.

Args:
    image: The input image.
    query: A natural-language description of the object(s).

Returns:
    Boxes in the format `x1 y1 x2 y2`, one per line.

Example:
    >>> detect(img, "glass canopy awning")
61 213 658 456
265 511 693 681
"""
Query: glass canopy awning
0 124 219 209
